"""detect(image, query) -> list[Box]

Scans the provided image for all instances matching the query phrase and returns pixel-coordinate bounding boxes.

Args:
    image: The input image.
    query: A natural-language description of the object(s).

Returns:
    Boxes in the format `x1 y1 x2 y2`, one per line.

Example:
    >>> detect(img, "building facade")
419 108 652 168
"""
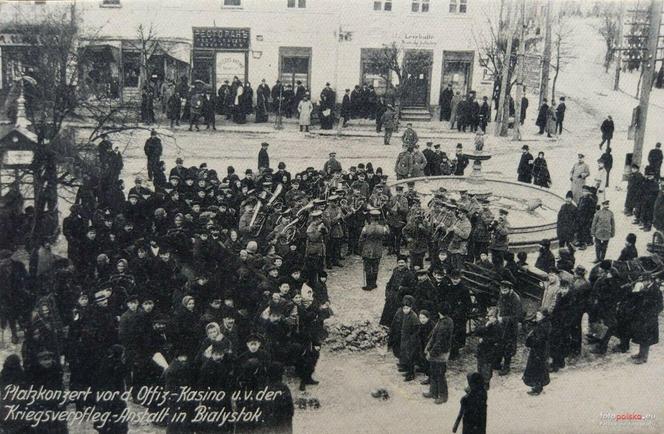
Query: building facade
1 0 498 109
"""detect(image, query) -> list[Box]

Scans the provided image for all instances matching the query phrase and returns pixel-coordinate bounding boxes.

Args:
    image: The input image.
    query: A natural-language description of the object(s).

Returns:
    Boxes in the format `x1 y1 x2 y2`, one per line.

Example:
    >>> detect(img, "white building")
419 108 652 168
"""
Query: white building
1 0 499 111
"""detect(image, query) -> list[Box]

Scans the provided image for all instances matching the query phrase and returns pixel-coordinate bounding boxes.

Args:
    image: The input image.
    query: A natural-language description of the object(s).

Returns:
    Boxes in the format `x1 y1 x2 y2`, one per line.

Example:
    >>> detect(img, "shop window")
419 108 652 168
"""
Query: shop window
361 48 389 96
100 0 121 7
449 0 467 14
373 1 392 11
122 52 140 88
223 0 242 7
288 0 306 8
412 0 430 13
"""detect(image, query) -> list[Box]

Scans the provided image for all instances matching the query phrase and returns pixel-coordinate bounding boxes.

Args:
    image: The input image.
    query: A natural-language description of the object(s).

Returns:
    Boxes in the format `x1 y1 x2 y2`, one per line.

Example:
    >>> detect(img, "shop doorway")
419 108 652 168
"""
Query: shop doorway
401 49 433 106
279 47 311 90
441 51 474 96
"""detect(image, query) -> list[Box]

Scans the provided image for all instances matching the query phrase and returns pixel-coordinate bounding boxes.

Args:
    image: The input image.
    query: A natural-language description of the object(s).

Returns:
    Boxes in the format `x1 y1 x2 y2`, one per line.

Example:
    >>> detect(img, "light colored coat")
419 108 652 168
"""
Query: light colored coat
570 162 590 203
298 100 314 126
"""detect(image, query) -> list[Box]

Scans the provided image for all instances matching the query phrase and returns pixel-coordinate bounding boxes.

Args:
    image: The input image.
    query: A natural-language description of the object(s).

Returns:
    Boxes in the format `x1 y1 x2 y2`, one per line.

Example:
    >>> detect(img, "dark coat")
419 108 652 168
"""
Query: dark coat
600 119 614 140
459 387 487 434
535 248 556 273
522 318 551 388
625 172 644 212
497 290 522 357
398 310 420 366
653 190 664 232
556 202 577 243
517 152 534 183
629 284 663 346
380 266 416 326
258 148 270 170
425 316 453 361
535 103 548 128
648 148 663 171
532 157 551 188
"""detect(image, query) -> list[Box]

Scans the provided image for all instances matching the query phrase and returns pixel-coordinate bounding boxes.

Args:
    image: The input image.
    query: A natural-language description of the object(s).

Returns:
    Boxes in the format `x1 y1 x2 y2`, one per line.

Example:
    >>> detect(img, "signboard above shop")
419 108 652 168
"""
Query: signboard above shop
193 27 250 50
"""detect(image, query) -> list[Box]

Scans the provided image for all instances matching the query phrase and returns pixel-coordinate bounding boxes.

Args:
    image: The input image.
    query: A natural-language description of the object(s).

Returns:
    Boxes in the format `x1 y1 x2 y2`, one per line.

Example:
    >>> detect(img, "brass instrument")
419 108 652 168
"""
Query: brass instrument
278 218 301 245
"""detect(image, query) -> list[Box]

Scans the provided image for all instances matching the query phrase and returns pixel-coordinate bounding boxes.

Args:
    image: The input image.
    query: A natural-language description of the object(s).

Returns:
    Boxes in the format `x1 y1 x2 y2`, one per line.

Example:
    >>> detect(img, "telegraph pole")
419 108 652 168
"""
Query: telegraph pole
513 0 527 141
614 0 625 91
539 0 552 108
633 0 663 167
495 0 514 136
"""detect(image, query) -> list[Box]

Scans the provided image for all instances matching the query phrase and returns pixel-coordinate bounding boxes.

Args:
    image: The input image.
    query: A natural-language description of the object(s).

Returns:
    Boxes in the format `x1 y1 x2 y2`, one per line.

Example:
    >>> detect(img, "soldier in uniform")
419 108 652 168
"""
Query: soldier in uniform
453 144 469 176
386 185 409 255
496 280 523 376
359 209 389 291
322 195 345 268
395 146 414 180
305 210 327 283
446 207 472 272
490 209 510 264
401 122 419 147
402 210 431 270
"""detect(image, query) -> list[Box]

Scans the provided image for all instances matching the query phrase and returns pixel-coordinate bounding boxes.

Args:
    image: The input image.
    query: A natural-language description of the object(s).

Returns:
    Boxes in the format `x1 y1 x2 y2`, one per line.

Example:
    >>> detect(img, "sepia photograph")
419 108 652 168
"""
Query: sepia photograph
0 0 662 432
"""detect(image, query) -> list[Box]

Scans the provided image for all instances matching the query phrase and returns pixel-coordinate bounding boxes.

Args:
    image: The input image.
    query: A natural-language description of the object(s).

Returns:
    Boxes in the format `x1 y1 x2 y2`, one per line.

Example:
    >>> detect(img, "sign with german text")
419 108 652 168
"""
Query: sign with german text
193 27 250 50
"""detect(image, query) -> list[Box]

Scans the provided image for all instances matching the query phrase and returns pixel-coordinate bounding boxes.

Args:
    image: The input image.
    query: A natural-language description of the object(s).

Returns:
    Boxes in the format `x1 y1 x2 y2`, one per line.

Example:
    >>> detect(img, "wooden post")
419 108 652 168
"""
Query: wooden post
614 0 625 91
513 0 527 141
633 0 663 167
539 0 552 108
495 0 514 136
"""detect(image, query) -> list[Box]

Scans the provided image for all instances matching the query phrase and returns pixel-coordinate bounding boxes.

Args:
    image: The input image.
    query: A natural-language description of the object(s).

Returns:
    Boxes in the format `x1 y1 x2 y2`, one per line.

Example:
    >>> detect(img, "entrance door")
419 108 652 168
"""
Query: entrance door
402 50 433 106
279 47 311 89
442 51 474 95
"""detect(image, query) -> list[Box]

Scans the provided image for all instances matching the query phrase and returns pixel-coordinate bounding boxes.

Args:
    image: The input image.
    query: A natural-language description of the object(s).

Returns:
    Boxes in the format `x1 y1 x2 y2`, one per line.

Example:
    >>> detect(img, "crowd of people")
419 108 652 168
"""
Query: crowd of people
1 114 664 434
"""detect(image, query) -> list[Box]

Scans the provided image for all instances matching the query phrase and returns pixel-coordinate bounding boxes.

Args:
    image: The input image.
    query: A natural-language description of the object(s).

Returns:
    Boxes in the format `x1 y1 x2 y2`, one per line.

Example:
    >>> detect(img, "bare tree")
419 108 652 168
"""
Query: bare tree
128 24 161 91
364 42 433 104
6 8 167 246
595 3 620 72
550 14 576 101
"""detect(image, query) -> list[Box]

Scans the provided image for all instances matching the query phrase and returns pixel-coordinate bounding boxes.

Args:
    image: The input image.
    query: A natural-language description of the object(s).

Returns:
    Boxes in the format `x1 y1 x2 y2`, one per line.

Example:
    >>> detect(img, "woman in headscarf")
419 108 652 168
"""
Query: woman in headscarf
453 372 487 434
532 152 552 188
522 309 552 396
23 297 65 370
169 295 200 360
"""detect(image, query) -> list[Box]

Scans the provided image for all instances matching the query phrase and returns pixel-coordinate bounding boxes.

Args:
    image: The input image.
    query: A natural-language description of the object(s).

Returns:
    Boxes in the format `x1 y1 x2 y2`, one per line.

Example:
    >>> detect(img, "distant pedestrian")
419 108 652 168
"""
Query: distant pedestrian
599 147 613 187
439 83 454 122
167 92 181 128
647 142 663 178
452 372 487 434
341 89 352 127
297 95 313 132
381 105 397 145
522 309 551 396
143 129 162 181
569 153 590 204
401 123 419 147
520 93 529 125
591 199 615 263
536 98 549 135
599 115 614 150
532 152 552 188
555 96 566 134
517 145 534 183
258 142 270 171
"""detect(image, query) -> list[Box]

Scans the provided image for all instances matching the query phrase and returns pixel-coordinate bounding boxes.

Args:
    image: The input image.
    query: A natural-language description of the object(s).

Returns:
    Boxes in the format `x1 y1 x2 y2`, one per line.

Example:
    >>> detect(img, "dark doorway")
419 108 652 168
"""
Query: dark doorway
401 50 433 106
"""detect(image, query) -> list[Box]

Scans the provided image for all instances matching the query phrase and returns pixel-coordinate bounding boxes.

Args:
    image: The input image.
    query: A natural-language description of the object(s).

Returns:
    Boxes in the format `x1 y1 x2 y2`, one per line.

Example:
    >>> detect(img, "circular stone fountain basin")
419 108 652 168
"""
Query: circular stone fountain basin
390 176 566 250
